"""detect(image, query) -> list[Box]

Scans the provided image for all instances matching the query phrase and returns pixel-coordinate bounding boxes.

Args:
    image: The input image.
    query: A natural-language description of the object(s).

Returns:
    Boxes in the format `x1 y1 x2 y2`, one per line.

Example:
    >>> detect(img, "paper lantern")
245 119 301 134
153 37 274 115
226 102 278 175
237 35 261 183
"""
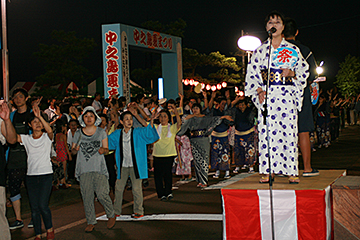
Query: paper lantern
211 85 217 91
206 84 211 91
222 82 227 88
217 84 222 90
184 79 189 85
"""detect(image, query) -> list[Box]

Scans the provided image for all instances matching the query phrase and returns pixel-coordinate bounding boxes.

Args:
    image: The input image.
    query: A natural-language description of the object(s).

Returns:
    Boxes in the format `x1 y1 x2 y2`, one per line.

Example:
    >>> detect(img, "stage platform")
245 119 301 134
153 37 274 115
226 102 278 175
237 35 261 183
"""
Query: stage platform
223 170 346 190
221 170 346 240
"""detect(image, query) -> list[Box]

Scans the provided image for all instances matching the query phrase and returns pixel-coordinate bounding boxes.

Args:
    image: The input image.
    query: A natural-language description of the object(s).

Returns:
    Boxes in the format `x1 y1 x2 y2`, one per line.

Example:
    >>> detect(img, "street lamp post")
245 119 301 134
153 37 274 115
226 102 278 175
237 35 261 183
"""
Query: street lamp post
1 0 9 101
237 34 261 59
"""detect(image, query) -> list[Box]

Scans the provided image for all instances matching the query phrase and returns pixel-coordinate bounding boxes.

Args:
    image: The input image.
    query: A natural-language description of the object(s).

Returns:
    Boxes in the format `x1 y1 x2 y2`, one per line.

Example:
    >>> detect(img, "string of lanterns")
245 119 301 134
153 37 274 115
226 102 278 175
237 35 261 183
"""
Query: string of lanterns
182 78 227 91
182 78 244 96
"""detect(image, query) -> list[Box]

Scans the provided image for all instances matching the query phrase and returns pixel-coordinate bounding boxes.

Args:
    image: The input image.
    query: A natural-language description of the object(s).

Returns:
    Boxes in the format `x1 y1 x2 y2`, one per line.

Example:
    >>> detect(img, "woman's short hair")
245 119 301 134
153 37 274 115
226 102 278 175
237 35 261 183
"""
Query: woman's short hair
192 103 202 112
264 11 285 28
159 109 172 123
120 111 134 121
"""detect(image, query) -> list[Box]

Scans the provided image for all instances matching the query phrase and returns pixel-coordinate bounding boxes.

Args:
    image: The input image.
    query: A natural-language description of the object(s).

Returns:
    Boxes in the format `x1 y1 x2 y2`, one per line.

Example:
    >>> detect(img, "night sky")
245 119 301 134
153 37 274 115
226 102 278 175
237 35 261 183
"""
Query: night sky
5 0 360 91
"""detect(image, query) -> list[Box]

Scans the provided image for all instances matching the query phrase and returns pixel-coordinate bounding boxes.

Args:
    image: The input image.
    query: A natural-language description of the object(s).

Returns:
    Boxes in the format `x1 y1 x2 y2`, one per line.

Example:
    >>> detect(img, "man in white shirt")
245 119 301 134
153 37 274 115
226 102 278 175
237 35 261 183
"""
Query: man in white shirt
92 93 103 114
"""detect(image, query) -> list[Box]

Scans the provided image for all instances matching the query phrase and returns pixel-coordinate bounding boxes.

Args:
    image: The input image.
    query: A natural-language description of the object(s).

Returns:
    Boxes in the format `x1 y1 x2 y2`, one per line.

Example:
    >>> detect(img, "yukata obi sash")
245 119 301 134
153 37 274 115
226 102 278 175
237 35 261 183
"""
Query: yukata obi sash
260 45 299 87
190 129 206 138
261 69 294 86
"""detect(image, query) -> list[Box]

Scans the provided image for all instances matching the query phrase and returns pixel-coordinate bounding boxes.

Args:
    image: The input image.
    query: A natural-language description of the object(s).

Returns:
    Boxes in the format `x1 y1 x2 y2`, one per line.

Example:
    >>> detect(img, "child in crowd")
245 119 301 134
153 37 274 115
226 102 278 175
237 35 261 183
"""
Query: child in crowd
67 119 79 183
55 119 71 188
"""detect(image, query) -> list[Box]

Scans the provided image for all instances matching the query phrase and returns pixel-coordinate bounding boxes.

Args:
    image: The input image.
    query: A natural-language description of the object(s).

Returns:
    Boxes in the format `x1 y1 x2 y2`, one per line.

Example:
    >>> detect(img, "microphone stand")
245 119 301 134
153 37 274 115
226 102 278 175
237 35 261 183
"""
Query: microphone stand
261 30 275 240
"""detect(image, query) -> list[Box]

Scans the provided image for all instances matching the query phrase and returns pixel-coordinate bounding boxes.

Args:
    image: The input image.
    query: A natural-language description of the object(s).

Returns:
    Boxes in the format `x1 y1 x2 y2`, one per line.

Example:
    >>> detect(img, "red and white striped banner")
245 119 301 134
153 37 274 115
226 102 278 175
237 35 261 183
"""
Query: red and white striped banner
222 187 332 240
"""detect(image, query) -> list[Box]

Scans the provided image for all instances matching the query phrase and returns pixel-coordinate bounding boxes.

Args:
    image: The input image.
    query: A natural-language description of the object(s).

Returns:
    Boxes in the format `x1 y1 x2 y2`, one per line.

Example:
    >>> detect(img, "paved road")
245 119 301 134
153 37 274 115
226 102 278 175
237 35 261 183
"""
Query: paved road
8 125 360 240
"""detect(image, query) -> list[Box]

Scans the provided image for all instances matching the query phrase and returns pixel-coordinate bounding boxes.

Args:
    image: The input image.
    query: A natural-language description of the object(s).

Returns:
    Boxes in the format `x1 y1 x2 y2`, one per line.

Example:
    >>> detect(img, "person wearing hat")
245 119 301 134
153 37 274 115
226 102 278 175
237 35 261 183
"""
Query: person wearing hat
157 98 167 113
71 106 116 232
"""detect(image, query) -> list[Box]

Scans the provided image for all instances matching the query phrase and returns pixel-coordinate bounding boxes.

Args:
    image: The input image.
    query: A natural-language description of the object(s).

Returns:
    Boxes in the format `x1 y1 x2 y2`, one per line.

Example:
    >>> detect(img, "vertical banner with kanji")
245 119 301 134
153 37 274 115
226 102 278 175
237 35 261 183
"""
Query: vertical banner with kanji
121 31 130 103
102 24 121 99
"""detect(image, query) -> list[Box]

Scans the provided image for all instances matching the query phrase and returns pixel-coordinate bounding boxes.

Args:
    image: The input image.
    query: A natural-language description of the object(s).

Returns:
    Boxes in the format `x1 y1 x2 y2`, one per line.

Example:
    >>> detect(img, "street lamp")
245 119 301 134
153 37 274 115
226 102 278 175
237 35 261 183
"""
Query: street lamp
237 33 261 75
316 61 324 75
237 35 261 52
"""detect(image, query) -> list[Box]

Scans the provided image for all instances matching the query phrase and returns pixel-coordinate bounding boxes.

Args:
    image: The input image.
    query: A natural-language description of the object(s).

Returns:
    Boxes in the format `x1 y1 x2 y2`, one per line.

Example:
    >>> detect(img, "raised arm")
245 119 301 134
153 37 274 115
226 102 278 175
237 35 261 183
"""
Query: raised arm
0 101 16 144
178 92 184 108
168 104 181 130
149 110 159 128
33 102 54 140
202 91 209 110
208 91 216 109
136 102 151 122
231 95 241 107
225 90 231 107
128 103 147 127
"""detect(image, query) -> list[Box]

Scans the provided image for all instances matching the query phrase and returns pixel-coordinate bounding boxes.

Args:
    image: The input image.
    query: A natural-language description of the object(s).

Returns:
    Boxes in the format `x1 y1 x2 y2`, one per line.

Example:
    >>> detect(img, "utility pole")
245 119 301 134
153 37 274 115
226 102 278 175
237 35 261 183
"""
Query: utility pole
1 0 9 101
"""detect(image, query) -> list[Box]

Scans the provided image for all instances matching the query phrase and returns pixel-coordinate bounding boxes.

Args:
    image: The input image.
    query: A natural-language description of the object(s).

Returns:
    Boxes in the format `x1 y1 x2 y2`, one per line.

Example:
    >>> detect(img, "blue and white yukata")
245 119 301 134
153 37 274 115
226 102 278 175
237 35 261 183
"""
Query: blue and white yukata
245 38 309 176
210 108 231 172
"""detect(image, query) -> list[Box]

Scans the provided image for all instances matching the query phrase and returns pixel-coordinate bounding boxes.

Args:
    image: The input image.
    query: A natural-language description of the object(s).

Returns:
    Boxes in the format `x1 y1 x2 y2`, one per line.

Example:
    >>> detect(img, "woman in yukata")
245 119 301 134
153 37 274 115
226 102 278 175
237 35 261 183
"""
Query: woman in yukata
177 103 232 188
245 11 309 184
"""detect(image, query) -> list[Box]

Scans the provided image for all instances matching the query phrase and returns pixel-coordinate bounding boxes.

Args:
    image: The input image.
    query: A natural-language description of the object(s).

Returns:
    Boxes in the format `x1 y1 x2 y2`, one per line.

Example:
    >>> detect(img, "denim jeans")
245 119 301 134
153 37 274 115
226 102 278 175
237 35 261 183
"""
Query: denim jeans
26 173 53 235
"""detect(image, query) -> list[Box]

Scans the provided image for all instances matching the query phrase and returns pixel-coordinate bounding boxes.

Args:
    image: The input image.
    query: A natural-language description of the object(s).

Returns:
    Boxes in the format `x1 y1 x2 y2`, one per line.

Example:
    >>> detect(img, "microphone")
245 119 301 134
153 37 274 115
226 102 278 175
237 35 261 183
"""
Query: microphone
268 27 277 35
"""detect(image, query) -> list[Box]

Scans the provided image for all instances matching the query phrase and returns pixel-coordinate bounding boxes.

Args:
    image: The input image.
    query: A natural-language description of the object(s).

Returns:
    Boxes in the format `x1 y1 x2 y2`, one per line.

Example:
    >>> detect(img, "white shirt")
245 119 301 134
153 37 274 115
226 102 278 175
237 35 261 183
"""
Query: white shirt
0 118 6 145
122 129 133 167
92 100 102 112
20 133 53 176
67 129 77 148
44 106 57 120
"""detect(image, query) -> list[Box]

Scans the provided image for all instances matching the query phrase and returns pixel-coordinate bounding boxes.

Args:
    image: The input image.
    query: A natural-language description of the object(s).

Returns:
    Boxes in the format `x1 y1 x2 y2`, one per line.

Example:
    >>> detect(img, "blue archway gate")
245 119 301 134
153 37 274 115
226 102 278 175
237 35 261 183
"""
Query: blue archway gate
102 24 183 101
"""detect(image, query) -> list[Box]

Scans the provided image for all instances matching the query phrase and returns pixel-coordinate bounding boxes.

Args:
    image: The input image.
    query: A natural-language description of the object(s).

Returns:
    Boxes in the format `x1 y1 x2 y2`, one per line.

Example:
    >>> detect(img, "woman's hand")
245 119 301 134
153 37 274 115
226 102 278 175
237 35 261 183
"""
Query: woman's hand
280 68 295 78
202 91 207 99
71 144 80 155
168 103 175 111
33 104 41 118
0 101 10 121
225 90 230 100
98 147 108 155
257 87 265 104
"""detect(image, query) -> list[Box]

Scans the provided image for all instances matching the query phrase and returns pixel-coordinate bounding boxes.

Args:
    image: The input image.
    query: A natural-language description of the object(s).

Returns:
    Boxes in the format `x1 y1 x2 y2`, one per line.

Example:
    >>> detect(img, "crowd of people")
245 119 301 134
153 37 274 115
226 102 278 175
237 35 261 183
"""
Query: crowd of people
0 85 260 238
0 10 359 240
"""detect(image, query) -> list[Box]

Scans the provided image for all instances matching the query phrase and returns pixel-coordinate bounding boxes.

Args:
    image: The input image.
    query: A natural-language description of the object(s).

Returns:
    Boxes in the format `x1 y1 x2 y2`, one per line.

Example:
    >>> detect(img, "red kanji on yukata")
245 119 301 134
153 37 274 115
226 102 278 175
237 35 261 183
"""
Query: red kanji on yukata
277 49 293 63
105 31 118 46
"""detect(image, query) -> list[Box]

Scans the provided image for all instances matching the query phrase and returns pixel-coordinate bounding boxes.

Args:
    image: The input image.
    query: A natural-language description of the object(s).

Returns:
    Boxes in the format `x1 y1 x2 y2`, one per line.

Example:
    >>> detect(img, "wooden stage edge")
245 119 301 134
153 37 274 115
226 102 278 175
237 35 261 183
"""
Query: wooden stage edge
222 170 346 190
